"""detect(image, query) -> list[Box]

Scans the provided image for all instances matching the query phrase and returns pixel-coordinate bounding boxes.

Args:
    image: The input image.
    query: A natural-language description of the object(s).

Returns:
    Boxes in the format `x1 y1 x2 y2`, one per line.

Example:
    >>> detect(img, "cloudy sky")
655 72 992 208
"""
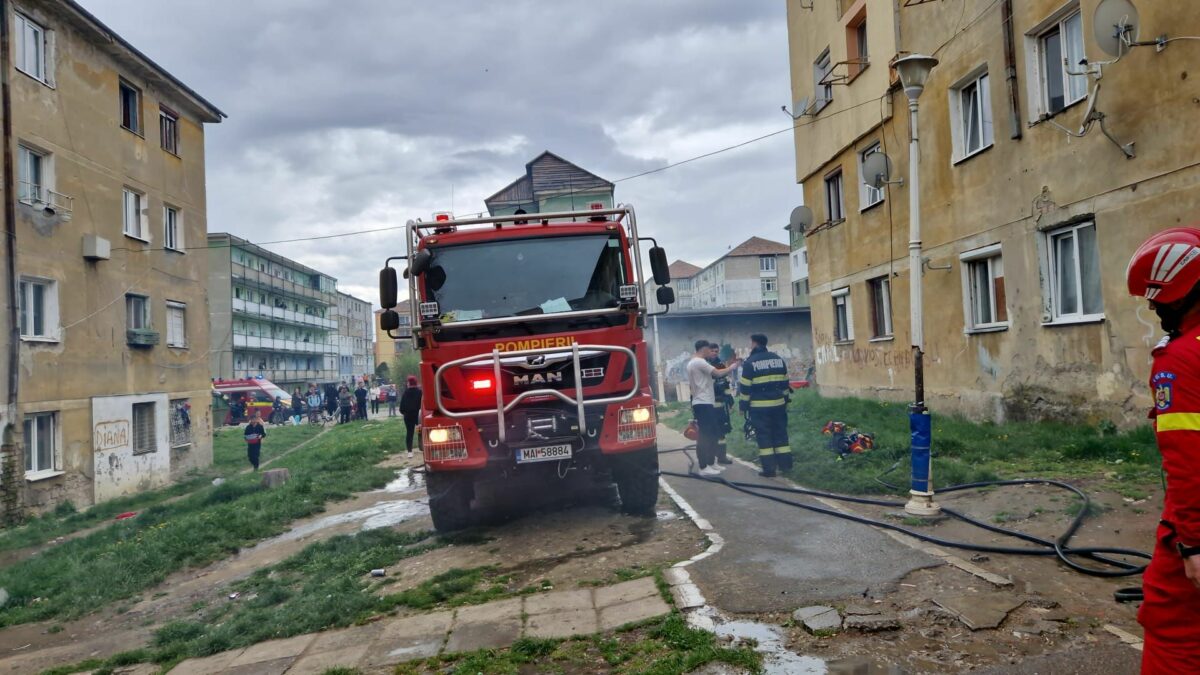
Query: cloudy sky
87 0 803 301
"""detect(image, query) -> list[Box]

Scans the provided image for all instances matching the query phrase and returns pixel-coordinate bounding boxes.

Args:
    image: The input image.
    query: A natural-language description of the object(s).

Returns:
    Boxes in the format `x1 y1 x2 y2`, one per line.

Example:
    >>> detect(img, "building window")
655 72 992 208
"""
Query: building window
123 188 146 240
824 169 845 223
961 246 1008 331
1031 7 1086 118
762 299 779 308
17 145 46 204
18 277 58 340
132 402 157 455
846 9 868 79
762 277 778 293
166 301 187 347
858 143 884 209
126 293 150 330
868 276 892 338
23 412 58 476
119 79 142 133
164 206 182 251
951 69 994 161
1045 221 1103 322
159 107 179 154
15 13 48 83
813 48 833 113
832 287 853 342
760 256 777 273
170 399 192 448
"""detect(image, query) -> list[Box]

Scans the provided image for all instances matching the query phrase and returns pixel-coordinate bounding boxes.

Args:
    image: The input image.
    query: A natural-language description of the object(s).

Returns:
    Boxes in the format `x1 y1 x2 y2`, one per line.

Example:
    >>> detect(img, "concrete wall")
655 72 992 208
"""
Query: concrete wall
790 0 1200 424
10 0 218 510
91 393 169 502
652 310 814 401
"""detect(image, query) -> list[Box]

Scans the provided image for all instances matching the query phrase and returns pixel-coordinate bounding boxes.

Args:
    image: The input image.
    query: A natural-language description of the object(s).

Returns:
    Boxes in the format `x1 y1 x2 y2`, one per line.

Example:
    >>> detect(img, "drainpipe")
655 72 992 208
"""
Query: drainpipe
0 0 24 523
1001 0 1023 139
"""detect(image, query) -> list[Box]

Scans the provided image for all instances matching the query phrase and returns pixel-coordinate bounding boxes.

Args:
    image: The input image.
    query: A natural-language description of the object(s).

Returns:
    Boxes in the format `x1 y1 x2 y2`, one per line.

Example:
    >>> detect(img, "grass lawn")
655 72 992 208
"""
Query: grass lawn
0 424 321 555
660 389 1161 495
0 420 401 627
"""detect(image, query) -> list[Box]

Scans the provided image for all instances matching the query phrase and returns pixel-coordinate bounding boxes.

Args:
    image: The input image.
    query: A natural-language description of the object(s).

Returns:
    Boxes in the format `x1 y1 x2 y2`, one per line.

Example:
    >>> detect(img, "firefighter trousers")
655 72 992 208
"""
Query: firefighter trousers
1138 522 1200 673
748 405 792 476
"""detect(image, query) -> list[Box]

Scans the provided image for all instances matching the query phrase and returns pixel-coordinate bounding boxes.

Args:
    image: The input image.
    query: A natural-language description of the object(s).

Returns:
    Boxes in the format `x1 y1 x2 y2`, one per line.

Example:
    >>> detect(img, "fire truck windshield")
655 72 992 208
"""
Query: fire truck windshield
425 234 627 323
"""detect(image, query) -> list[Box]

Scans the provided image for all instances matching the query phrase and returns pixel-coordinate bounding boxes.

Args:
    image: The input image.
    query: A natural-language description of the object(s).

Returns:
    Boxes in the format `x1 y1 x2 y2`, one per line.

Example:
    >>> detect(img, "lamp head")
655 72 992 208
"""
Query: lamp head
894 54 939 101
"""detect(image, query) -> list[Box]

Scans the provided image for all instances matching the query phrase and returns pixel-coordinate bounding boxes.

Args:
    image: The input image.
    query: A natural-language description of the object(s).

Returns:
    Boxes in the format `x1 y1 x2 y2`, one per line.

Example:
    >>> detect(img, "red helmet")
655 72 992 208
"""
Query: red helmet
1126 227 1200 304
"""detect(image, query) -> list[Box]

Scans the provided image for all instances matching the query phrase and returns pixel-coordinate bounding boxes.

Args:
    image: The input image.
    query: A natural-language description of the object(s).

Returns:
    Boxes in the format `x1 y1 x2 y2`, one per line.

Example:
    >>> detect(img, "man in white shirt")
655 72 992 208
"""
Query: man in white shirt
687 340 741 475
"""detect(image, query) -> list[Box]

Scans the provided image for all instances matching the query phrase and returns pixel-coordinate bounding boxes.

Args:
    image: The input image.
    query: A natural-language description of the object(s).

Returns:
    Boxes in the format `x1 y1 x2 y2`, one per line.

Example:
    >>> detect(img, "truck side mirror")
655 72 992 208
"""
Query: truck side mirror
380 309 400 331
410 250 433 277
379 267 398 309
649 247 670 285
656 286 676 306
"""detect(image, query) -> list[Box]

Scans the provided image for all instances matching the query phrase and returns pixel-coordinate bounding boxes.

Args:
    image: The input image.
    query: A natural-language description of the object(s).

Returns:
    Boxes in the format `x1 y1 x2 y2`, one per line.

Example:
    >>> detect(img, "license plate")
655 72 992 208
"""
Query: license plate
515 444 573 464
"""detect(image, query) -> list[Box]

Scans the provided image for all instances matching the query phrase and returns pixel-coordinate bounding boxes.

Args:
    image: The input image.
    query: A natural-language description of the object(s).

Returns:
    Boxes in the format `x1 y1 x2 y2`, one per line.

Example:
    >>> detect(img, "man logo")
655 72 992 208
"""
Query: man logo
513 372 564 387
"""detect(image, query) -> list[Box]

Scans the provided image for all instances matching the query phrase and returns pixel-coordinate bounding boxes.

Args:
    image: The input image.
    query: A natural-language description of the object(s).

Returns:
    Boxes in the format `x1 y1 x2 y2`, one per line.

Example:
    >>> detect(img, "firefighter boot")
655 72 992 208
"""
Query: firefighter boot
758 452 777 478
774 450 794 474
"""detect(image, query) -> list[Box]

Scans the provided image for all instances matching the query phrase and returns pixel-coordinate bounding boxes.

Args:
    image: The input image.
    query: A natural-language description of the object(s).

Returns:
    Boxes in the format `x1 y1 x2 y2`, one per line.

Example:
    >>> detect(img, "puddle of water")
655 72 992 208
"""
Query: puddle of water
715 619 827 675
255 498 430 549
380 468 425 494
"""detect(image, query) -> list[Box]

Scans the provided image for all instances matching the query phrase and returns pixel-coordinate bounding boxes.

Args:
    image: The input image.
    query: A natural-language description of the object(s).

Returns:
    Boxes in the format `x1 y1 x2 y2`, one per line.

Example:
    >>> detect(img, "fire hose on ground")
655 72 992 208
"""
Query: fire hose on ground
656 445 1150 602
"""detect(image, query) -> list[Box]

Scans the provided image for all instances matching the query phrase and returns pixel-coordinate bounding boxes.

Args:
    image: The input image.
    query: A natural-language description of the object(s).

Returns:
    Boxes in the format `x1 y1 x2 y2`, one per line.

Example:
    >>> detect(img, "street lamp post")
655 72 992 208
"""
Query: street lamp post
893 54 941 517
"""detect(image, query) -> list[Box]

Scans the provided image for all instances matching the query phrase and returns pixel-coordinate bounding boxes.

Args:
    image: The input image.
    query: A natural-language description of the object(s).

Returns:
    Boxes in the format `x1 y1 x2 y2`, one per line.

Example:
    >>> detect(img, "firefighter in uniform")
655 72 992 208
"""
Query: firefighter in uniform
1126 228 1200 674
707 342 735 466
738 333 793 477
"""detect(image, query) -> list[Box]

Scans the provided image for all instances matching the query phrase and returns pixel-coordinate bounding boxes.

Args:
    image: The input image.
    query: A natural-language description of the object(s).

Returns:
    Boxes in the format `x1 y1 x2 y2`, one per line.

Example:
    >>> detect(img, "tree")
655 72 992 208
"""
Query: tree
375 361 390 382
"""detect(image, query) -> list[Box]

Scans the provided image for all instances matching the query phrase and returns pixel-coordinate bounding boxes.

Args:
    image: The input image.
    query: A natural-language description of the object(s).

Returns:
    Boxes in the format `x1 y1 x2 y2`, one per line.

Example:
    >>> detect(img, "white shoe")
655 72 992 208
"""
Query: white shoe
700 466 722 476
407 451 414 459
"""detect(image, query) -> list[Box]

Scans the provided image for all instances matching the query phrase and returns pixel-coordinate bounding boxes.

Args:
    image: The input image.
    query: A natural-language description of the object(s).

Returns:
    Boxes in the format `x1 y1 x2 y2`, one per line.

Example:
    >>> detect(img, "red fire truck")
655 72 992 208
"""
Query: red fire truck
378 205 676 531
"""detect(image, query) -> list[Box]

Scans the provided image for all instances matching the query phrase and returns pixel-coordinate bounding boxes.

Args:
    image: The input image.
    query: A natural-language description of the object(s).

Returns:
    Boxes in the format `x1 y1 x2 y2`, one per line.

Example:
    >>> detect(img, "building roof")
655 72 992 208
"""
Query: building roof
668 260 703 279
58 0 226 122
485 151 613 208
726 236 790 257
208 232 334 281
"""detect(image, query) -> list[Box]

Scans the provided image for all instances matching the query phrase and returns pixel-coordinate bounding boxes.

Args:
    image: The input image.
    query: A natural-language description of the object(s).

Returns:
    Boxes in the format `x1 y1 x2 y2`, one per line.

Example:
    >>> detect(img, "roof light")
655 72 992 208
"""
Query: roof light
589 201 604 210
434 212 453 222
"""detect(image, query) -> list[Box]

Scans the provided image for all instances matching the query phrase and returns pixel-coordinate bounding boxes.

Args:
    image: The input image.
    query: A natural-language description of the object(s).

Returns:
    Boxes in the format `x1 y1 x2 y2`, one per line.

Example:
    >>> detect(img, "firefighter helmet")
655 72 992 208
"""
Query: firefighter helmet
1126 227 1200 304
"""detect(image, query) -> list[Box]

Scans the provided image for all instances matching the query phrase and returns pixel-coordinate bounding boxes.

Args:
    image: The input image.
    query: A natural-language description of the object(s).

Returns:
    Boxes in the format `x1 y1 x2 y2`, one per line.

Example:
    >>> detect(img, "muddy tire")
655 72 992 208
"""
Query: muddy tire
614 448 659 515
426 472 473 532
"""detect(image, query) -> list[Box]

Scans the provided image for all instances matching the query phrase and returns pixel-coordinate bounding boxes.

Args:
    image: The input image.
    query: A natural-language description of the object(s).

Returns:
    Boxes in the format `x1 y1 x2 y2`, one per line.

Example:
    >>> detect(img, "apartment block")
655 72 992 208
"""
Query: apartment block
334 291 374 381
207 233 339 392
0 0 223 513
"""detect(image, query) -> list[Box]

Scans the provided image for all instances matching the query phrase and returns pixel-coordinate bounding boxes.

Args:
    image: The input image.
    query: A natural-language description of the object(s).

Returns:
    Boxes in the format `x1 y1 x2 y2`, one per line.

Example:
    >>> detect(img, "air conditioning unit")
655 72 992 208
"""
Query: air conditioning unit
83 234 111 261
127 329 160 347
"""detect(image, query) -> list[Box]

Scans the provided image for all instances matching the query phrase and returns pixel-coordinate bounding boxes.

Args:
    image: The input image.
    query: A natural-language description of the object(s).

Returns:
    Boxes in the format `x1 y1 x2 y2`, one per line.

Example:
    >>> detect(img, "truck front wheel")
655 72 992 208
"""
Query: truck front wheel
426 471 473 532
613 448 659 515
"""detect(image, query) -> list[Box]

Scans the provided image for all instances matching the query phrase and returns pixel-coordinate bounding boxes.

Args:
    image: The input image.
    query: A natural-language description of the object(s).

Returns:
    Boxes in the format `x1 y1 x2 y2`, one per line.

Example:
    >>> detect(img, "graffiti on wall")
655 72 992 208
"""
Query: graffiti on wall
94 420 130 452
813 332 929 369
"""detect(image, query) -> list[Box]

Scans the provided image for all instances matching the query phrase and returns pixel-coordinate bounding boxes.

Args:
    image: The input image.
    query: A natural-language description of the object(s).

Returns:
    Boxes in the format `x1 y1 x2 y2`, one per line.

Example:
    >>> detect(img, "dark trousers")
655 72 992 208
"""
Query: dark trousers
371 399 380 414
357 396 368 419
247 443 261 470
692 404 721 469
340 404 351 424
749 405 792 476
713 402 732 462
403 412 418 451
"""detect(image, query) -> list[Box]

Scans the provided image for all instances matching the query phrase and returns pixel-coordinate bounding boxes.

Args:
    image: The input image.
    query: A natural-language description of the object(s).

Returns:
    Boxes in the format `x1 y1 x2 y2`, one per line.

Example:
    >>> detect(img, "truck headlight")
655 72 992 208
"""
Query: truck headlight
617 406 656 443
619 406 653 425
426 426 462 444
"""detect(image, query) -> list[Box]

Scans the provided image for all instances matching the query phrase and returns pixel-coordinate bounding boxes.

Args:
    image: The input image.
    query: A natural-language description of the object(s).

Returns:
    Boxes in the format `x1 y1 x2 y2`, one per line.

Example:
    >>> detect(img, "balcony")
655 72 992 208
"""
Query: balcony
232 368 340 385
232 333 337 354
232 298 338 330
127 329 160 347
231 262 336 305
18 182 74 220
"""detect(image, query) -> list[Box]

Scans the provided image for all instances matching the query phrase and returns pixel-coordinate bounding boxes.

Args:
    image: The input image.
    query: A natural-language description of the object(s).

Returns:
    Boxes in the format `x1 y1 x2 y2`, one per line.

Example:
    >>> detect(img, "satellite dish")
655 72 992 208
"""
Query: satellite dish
1094 0 1139 57
789 205 813 233
861 152 894 190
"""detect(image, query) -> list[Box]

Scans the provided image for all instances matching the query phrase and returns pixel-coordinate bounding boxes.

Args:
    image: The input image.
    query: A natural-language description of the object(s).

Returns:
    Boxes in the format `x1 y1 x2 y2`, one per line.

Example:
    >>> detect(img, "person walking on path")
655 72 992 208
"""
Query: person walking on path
687 340 740 476
243 413 266 471
370 383 382 415
1126 229 1200 674
400 375 423 458
387 384 399 417
338 385 354 424
291 388 304 425
355 381 369 420
739 333 793 478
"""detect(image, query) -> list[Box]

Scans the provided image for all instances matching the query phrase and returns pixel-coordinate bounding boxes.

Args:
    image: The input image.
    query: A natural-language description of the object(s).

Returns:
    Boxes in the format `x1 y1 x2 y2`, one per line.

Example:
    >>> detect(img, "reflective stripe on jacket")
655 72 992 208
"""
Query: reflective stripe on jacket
738 347 790 408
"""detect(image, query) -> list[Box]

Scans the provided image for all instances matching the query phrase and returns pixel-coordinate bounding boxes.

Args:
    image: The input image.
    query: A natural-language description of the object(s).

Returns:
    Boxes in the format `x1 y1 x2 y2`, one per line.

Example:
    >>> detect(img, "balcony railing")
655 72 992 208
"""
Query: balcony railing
231 298 337 330
232 333 338 354
18 182 74 220
231 262 337 305
231 368 339 384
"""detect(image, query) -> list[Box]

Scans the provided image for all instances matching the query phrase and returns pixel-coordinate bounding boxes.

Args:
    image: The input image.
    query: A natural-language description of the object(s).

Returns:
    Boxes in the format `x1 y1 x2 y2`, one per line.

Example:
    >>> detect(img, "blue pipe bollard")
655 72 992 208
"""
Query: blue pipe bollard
905 406 941 516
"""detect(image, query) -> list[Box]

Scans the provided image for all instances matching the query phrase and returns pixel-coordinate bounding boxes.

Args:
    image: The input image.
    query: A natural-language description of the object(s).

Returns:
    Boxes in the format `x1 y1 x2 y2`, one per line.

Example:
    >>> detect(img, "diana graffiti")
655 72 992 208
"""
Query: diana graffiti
94 420 130 451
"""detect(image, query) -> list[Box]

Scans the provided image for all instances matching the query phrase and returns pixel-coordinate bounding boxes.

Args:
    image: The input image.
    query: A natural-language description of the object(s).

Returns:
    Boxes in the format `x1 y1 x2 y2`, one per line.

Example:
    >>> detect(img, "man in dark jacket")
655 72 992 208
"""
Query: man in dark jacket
400 375 422 458
738 333 793 477
243 413 266 471
355 381 369 420
707 342 735 465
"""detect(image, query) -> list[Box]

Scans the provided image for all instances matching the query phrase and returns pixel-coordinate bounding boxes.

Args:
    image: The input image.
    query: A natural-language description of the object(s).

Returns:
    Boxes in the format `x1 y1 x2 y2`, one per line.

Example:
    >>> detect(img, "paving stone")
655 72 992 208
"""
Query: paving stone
306 623 383 654
525 588 594 615
444 618 523 653
228 634 315 667
670 583 705 610
843 614 901 632
379 610 455 641
793 606 842 634
595 577 659 608
526 608 599 638
792 605 836 622
455 596 522 623
598 595 672 630
284 645 369 674
843 604 882 616
223 656 296 675
932 593 1024 631
662 567 691 586
168 650 246 674
363 610 454 667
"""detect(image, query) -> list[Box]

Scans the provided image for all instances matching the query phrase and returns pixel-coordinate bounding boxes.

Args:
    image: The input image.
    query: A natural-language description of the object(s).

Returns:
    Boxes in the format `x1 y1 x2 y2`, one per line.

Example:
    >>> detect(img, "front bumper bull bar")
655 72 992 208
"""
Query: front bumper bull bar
433 344 640 443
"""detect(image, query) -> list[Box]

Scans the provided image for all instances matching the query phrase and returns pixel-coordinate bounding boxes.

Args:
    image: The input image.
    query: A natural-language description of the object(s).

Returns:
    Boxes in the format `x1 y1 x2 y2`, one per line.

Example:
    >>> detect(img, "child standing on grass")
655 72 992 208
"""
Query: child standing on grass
244 413 266 471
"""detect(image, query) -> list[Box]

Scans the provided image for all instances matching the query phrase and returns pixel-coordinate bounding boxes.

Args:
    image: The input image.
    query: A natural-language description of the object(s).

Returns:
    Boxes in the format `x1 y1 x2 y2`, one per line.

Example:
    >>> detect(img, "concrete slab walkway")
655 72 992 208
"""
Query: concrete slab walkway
656 424 939 613
167 577 671 673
